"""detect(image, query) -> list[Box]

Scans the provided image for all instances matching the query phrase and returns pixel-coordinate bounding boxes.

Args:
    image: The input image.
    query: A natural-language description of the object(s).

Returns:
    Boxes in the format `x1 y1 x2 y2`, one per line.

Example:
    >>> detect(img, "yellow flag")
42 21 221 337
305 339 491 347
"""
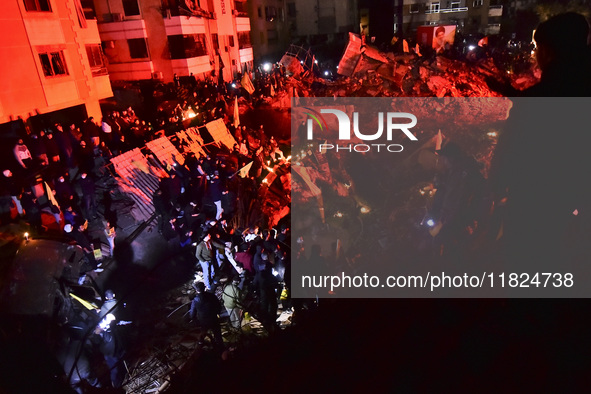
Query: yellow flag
233 96 240 129
44 182 60 211
70 293 98 310
238 161 253 178
241 72 255 94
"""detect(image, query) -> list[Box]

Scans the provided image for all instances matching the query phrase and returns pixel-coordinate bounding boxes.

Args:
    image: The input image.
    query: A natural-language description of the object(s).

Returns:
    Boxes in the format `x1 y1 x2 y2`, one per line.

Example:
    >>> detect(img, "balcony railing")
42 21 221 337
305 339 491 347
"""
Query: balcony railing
425 7 468 14
488 5 503 17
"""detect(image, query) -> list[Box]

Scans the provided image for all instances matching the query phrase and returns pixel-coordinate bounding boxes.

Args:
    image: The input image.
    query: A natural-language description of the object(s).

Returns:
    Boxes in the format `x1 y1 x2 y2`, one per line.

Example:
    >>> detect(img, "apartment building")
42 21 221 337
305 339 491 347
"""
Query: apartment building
0 0 113 131
92 0 253 83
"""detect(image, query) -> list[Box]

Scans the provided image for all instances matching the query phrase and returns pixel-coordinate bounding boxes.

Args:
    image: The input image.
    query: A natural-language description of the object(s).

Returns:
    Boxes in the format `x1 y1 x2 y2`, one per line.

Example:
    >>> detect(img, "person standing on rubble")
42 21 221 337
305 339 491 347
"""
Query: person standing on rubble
195 232 225 290
189 281 223 348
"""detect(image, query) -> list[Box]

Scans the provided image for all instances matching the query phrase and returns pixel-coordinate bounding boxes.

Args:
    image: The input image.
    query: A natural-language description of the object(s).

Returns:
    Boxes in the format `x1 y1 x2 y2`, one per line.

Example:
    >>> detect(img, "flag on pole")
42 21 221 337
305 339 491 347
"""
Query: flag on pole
238 161 253 178
241 71 255 94
44 182 60 212
70 293 98 310
435 130 443 151
233 96 240 129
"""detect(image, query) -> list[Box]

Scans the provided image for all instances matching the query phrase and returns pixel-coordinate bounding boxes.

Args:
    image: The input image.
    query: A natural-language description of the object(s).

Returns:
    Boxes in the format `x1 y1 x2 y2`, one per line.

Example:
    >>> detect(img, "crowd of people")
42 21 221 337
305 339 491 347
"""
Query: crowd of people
0 59 297 369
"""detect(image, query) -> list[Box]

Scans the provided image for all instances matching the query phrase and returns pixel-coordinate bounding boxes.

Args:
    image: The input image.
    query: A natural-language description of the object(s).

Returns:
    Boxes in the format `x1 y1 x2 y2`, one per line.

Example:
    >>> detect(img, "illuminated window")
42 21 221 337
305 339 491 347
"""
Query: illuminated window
127 38 149 59
24 0 51 12
430 2 440 13
39 51 68 77
265 6 277 21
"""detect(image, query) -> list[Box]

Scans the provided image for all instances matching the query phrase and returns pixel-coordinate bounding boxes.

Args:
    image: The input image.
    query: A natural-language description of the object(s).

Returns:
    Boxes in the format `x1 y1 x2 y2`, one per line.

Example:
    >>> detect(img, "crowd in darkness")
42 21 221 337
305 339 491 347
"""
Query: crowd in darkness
0 62 294 362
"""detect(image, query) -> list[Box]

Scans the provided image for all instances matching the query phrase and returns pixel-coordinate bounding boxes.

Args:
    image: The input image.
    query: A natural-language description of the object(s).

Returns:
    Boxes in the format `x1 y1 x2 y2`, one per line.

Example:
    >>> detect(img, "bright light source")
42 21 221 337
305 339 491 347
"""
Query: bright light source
468 45 476 51
300 60 304 64
334 211 343 218
263 63 272 72
272 269 279 277
336 65 339 69
426 219 435 227
487 131 498 138
24 232 29 241
98 313 116 331
324 71 329 76
187 112 196 118
314 59 318 64
231 83 237 88
360 206 370 214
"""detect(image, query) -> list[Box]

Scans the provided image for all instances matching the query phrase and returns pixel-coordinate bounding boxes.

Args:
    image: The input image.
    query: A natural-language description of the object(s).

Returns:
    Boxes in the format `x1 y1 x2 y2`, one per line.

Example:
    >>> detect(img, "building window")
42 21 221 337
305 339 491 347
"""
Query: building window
235 1 247 15
228 35 235 47
258 6 262 18
473 0 483 6
267 29 278 44
24 0 52 12
39 51 68 77
237 32 251 49
168 34 207 59
211 33 219 51
265 6 277 21
430 2 440 13
80 0 96 19
410 3 420 13
122 0 140 17
450 1 460 9
287 3 296 17
128 38 149 59
85 44 107 75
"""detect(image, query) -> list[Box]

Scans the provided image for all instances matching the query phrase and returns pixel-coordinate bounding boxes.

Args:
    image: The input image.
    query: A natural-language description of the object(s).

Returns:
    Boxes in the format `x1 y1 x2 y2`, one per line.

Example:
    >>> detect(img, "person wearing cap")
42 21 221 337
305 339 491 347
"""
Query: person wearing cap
189 282 223 347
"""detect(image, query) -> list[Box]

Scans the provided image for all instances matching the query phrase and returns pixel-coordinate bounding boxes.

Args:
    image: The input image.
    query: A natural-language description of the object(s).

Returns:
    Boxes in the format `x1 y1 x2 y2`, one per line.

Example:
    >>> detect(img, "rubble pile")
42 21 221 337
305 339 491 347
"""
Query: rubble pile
274 44 539 100
331 54 539 98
